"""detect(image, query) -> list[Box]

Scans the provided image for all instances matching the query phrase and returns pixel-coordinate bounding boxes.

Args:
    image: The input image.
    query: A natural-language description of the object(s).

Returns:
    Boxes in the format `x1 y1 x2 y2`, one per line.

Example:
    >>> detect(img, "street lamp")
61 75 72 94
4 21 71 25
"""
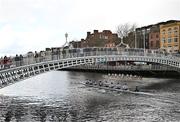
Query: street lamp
64 32 68 47
143 29 146 50
135 31 137 48
61 33 68 58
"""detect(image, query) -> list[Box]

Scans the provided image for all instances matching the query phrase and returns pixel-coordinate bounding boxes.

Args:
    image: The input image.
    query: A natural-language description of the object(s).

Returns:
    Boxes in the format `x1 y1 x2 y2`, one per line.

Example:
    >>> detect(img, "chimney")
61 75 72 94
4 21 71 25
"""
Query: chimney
94 30 98 34
81 38 85 41
87 32 91 37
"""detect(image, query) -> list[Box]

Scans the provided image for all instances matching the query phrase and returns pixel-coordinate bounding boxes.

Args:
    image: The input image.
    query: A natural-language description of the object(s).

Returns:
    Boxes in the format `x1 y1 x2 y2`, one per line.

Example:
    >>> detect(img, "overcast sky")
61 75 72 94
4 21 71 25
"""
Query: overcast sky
0 0 180 56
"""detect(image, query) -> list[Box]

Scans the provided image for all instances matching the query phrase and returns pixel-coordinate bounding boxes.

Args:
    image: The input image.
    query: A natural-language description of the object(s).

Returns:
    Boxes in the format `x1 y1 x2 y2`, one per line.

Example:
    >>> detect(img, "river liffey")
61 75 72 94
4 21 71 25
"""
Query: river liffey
0 71 180 122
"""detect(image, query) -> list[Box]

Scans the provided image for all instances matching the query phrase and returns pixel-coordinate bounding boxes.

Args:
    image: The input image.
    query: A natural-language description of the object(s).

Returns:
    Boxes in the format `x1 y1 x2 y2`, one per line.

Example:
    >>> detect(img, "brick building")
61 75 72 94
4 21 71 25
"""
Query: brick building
135 20 180 51
69 30 119 48
149 25 160 49
85 30 119 47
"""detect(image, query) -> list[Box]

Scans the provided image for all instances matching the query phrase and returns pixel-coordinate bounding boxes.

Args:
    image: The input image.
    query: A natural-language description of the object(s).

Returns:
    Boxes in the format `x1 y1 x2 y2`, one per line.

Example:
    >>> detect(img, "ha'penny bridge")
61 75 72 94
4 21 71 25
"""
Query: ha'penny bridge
0 47 180 89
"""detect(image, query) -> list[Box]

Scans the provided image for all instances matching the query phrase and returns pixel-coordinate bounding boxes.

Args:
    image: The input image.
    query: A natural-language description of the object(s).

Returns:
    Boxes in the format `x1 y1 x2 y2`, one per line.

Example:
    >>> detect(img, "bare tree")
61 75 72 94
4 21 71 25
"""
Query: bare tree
116 23 137 47
116 23 137 39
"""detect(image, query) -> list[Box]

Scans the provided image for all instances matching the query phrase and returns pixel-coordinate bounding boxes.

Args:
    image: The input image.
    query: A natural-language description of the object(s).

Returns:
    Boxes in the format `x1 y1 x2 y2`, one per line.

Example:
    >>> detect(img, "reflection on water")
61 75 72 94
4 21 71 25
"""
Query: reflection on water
0 71 180 121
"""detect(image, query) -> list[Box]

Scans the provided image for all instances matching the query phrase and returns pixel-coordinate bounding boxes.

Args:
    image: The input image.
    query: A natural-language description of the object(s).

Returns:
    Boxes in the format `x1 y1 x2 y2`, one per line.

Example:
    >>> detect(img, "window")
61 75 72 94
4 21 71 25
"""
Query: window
156 40 159 47
168 28 172 36
174 27 178 36
156 34 159 38
168 45 172 47
150 41 153 47
174 32 178 37
162 29 166 35
168 38 172 43
168 28 172 31
174 44 178 47
161 38 166 43
174 37 178 42
104 36 108 39
174 27 178 30
151 35 153 39
99 34 102 39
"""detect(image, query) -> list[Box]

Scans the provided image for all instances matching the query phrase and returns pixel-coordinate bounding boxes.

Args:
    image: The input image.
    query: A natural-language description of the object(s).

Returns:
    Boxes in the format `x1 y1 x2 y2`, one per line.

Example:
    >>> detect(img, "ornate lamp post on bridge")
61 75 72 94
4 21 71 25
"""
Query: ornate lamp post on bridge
142 29 146 51
61 33 69 58
63 32 68 47
135 31 137 48
65 33 68 46
142 29 146 56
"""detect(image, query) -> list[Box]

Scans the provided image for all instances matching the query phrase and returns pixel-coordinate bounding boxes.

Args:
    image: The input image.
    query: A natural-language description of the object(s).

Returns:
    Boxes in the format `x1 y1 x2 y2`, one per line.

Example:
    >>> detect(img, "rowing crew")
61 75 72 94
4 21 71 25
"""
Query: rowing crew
85 79 130 91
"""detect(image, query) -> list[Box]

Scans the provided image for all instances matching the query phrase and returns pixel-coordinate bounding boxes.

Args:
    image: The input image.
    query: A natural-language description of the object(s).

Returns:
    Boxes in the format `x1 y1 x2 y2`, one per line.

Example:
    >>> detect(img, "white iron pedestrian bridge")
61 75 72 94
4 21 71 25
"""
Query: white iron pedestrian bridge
0 47 180 89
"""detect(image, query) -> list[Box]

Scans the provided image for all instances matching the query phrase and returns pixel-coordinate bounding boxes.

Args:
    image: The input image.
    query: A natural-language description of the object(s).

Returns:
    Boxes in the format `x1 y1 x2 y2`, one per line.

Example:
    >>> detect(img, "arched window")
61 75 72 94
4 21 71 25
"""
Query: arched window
162 29 166 35
168 28 172 36
174 26 178 36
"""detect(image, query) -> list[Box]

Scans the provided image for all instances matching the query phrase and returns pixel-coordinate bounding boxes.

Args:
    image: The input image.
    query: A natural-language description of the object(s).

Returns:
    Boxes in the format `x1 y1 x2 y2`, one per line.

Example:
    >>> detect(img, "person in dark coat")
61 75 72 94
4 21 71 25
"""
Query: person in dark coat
19 54 23 66
135 86 140 92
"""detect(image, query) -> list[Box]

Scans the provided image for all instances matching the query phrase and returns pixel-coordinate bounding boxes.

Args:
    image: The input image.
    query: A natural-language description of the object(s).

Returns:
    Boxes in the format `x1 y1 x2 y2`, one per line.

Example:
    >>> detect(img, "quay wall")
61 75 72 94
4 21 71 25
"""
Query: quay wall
60 64 179 78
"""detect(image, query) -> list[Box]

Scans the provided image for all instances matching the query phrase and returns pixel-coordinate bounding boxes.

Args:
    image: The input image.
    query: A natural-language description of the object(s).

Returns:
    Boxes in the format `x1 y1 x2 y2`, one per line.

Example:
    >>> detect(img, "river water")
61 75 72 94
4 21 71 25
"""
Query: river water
0 71 180 122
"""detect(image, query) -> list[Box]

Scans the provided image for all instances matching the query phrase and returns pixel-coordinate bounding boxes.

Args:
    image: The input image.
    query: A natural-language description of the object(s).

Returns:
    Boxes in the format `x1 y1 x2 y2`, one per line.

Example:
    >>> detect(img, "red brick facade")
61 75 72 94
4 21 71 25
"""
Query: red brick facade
70 30 119 48
85 30 119 47
149 25 160 49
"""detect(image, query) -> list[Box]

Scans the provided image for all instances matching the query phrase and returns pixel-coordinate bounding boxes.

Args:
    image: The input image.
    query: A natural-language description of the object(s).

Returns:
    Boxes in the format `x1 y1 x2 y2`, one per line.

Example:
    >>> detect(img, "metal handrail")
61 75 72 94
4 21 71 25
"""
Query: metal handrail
0 48 180 71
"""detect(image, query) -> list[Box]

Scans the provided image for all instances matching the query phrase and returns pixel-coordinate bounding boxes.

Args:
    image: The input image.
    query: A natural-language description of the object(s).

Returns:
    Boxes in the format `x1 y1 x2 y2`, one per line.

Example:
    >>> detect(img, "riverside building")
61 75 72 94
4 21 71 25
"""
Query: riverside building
160 20 180 53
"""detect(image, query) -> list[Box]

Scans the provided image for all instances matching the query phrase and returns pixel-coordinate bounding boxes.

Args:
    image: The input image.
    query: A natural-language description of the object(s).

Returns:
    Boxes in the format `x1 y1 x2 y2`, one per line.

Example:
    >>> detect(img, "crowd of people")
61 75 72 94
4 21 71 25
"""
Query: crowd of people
0 54 24 70
0 56 12 69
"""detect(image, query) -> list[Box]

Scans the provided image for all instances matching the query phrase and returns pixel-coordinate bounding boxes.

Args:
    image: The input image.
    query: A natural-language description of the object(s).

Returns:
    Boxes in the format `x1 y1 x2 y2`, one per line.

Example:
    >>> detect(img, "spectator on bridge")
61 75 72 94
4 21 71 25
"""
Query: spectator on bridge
15 54 20 67
19 54 23 66
3 56 9 69
34 51 39 63
0 57 3 69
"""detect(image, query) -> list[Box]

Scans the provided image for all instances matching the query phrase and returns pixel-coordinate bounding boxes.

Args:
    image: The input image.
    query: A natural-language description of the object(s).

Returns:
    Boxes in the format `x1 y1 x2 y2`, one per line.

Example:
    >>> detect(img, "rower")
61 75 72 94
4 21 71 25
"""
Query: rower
115 82 121 89
135 86 140 92
99 81 103 86
104 81 109 87
110 82 114 88
89 80 93 85
85 79 89 84
122 83 128 90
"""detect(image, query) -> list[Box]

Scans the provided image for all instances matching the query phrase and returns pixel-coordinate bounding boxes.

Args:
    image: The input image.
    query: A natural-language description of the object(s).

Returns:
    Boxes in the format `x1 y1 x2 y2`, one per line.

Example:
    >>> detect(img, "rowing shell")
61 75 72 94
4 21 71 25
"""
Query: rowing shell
82 83 154 96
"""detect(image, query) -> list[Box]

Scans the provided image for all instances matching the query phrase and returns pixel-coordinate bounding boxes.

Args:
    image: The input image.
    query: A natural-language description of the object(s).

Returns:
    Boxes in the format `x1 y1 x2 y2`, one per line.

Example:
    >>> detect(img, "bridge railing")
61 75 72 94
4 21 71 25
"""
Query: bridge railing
1 47 180 71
